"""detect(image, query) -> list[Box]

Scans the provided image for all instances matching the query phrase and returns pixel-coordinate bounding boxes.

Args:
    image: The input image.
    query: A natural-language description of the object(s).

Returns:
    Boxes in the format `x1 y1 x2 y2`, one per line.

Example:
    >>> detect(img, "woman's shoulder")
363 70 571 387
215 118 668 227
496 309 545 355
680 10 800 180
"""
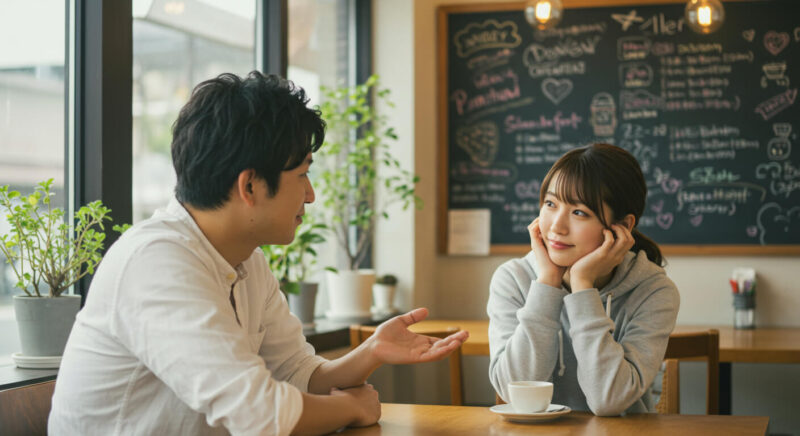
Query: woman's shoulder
491 251 538 289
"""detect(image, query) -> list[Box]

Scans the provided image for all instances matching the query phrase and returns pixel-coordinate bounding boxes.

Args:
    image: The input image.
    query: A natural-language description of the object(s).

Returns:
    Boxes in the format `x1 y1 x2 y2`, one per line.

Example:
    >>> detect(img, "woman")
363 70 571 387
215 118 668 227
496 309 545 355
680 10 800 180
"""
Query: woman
487 143 679 416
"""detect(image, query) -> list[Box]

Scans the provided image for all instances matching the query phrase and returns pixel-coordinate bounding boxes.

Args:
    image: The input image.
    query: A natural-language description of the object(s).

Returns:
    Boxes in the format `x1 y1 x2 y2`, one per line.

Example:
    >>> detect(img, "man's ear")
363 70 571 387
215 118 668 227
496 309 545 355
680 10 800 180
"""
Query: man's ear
235 169 258 206
620 214 636 231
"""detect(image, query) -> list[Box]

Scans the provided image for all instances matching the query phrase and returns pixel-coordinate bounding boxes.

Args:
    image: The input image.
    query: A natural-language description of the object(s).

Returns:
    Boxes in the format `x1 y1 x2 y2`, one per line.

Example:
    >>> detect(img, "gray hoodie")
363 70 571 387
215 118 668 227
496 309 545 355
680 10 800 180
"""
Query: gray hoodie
487 250 679 416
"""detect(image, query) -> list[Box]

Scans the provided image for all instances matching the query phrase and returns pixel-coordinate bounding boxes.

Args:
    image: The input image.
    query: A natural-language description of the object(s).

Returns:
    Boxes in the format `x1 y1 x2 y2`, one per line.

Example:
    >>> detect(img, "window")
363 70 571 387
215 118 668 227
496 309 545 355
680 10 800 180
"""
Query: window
0 2 67 367
132 0 256 222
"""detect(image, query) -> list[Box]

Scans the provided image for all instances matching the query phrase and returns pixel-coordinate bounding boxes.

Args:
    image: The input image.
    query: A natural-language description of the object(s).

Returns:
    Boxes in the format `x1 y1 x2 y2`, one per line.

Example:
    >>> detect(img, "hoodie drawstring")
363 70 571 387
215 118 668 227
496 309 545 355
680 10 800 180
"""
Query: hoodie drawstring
606 292 613 317
557 330 566 377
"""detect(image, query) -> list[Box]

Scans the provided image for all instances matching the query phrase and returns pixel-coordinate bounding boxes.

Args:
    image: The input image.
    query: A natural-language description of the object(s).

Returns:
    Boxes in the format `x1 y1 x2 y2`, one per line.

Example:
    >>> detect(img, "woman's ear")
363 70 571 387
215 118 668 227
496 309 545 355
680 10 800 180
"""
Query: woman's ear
620 214 635 232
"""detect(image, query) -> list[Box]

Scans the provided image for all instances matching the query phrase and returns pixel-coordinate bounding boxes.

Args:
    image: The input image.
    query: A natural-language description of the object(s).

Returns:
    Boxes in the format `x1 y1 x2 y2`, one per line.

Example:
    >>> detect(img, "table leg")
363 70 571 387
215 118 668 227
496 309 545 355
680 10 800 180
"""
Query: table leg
719 362 732 415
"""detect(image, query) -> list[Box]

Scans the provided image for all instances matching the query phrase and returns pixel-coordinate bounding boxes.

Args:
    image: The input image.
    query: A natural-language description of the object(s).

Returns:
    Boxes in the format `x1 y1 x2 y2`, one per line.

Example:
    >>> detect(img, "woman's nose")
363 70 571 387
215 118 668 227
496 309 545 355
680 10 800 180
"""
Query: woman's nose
550 210 569 234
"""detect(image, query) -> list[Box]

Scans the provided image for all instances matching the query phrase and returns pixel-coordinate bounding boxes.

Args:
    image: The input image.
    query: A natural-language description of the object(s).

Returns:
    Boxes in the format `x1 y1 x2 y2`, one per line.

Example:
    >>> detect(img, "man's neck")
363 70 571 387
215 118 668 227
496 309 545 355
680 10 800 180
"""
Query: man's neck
184 203 253 268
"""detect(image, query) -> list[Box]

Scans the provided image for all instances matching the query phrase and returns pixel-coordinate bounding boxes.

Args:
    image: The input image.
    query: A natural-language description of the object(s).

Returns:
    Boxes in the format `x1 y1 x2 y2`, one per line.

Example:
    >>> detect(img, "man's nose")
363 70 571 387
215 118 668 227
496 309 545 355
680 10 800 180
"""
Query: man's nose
305 178 315 204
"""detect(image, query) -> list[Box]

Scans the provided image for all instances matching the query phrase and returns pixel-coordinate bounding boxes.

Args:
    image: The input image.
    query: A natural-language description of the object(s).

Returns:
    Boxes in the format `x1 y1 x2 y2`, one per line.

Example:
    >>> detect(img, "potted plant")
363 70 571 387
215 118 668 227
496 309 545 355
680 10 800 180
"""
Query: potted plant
372 274 398 315
0 179 126 363
316 75 421 318
261 216 328 326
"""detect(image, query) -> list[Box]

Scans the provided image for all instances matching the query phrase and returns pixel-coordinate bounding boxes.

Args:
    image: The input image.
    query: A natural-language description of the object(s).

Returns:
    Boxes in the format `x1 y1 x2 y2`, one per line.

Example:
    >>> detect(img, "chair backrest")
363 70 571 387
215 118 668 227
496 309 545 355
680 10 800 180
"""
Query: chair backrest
655 329 720 414
349 324 464 405
0 380 56 435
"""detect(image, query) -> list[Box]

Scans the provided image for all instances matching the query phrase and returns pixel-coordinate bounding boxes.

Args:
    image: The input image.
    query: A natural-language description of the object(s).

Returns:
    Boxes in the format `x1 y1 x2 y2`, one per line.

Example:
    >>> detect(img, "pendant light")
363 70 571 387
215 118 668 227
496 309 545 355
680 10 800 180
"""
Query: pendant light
524 0 563 30
685 0 725 34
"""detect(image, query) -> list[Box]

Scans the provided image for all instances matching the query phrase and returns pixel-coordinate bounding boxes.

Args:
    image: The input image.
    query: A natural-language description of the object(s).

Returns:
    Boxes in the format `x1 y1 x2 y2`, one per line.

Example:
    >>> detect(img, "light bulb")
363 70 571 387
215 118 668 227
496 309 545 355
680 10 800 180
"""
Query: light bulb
524 0 563 30
685 0 724 34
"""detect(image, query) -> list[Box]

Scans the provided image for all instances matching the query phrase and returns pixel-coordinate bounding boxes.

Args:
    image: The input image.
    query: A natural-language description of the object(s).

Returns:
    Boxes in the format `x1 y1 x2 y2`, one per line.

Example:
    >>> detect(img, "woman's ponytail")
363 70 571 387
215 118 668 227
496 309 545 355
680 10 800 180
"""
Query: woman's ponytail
631 228 664 267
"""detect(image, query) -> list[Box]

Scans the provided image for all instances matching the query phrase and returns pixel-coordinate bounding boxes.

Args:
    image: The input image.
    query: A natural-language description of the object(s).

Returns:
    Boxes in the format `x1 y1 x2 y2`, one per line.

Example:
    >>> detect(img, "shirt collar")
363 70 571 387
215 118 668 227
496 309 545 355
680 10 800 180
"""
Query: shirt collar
166 197 249 286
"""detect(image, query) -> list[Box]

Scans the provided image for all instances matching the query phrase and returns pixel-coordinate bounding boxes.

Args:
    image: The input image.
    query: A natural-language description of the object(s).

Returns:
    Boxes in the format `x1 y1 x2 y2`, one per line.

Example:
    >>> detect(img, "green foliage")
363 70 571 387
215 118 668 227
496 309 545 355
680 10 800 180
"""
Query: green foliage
261 216 328 295
375 274 398 286
0 179 126 297
317 75 422 270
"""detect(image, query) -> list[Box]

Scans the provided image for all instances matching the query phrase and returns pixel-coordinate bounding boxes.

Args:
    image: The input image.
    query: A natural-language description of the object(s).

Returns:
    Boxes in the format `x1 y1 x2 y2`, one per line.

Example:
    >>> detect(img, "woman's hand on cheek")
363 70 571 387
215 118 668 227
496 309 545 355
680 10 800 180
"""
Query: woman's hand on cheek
569 225 635 291
528 218 566 288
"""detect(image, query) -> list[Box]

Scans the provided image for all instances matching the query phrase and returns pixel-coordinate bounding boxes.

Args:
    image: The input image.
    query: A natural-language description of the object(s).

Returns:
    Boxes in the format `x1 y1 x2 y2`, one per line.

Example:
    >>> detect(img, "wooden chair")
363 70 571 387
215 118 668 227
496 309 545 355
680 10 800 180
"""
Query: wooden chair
0 380 56 435
349 325 464 405
655 329 720 414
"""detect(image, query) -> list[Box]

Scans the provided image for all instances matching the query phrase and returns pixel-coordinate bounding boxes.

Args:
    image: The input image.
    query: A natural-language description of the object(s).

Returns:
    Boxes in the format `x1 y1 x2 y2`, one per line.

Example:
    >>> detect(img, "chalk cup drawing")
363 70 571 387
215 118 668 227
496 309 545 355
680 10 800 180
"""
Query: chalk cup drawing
455 121 499 167
746 226 758 238
742 29 756 42
761 62 790 88
767 122 792 161
514 179 541 200
763 31 789 56
756 202 800 245
541 78 573 105
590 93 617 137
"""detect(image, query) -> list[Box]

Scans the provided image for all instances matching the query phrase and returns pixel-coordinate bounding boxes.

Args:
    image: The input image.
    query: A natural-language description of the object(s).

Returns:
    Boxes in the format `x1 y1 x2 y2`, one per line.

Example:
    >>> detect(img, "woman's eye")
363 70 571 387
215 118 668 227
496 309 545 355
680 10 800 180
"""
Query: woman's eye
573 209 589 217
544 200 555 207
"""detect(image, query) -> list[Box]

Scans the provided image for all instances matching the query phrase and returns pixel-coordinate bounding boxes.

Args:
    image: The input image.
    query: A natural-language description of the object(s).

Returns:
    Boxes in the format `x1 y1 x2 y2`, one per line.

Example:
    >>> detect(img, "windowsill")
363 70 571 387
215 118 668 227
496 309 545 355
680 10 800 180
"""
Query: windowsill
0 365 58 391
0 314 393 391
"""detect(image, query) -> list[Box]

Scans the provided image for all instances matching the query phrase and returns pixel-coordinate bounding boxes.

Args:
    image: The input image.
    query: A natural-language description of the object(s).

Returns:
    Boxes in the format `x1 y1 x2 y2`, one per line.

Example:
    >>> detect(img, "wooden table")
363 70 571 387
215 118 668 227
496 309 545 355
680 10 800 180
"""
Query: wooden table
412 320 800 414
337 403 769 435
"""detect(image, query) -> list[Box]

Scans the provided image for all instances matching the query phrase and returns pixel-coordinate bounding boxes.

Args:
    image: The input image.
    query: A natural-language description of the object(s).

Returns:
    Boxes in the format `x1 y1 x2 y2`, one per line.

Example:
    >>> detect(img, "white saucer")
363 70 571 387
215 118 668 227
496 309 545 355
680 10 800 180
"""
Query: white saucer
325 310 372 323
489 403 571 423
12 352 62 369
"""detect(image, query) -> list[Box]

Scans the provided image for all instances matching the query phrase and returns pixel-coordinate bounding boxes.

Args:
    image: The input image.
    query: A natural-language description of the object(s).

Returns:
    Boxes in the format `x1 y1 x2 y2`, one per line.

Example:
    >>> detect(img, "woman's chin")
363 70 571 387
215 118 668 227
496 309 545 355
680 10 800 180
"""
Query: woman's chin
546 250 575 268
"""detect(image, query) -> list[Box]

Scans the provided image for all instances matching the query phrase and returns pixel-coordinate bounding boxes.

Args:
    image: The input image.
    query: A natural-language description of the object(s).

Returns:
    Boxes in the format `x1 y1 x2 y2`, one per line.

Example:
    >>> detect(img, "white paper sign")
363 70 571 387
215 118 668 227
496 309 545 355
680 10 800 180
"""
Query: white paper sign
448 209 491 255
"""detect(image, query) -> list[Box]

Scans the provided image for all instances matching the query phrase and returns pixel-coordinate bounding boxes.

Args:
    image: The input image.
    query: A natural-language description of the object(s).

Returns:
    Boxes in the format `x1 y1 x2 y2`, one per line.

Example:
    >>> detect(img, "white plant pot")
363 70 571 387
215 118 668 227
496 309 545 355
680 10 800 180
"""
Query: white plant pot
326 269 375 317
13 295 81 357
372 284 396 310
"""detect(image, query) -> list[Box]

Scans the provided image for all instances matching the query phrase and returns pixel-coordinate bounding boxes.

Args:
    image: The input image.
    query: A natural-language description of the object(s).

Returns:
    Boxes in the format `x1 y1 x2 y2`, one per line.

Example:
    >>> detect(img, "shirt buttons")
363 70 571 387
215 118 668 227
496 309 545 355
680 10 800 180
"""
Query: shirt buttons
226 273 236 281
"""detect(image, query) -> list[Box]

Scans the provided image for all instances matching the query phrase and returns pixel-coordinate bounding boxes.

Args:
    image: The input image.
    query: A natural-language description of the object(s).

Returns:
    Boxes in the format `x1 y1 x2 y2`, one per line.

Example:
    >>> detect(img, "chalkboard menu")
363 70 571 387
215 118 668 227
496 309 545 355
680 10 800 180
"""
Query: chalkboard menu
437 0 800 255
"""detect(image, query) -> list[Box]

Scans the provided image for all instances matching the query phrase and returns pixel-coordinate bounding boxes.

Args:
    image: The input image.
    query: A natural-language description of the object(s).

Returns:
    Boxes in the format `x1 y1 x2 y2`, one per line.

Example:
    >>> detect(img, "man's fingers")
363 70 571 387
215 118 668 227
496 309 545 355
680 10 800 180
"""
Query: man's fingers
398 307 429 326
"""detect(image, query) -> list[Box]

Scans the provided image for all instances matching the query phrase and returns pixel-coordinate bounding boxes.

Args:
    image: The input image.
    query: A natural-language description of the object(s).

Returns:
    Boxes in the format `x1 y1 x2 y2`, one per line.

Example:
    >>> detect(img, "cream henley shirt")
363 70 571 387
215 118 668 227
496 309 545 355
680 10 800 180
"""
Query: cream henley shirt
49 198 326 435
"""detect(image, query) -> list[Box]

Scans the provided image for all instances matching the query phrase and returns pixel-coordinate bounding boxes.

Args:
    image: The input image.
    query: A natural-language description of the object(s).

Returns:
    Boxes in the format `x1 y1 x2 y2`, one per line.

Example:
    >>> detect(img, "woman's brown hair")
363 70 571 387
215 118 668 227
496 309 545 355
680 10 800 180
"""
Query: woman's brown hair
539 143 664 266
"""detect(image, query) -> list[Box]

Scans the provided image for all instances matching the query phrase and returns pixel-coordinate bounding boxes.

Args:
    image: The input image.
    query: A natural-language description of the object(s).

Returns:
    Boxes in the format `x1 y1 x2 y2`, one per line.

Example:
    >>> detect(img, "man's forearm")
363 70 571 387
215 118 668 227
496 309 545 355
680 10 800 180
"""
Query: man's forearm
307 340 380 394
290 392 358 435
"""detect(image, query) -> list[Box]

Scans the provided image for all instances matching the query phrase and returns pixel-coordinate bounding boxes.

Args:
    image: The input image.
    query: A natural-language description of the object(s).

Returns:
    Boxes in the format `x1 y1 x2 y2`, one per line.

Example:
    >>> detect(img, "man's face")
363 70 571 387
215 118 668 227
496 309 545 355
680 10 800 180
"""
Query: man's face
255 153 314 245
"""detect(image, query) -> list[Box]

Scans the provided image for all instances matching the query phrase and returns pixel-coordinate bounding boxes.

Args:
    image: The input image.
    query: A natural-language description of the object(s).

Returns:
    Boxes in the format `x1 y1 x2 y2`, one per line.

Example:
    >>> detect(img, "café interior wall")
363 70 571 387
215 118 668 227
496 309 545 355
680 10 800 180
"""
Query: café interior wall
372 0 800 421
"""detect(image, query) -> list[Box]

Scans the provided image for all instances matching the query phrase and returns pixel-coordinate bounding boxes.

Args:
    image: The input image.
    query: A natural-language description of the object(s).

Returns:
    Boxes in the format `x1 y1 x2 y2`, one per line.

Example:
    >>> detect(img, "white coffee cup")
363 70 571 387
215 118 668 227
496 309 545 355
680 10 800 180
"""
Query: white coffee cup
508 381 553 413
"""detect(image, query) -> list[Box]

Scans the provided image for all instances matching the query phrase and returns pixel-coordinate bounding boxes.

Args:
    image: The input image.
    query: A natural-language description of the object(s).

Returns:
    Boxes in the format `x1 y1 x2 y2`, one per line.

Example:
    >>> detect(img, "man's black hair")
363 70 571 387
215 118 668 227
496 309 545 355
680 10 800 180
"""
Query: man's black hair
171 71 325 209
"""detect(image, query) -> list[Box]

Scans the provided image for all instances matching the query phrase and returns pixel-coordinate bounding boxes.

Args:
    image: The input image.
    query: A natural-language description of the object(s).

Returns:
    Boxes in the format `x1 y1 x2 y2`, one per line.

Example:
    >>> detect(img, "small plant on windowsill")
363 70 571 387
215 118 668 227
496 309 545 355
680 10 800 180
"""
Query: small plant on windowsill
261 215 329 326
0 179 128 360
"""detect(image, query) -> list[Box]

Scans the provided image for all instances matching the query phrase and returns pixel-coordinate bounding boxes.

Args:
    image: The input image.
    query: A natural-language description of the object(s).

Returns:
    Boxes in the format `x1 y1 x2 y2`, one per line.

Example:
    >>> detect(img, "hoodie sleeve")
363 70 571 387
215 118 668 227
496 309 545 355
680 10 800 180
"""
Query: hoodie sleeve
564 280 679 416
487 260 569 402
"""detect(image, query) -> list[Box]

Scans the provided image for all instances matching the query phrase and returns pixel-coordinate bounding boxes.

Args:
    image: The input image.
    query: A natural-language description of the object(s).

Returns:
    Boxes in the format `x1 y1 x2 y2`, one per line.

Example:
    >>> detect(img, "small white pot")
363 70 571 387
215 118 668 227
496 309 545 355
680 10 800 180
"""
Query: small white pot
326 269 375 316
372 283 396 310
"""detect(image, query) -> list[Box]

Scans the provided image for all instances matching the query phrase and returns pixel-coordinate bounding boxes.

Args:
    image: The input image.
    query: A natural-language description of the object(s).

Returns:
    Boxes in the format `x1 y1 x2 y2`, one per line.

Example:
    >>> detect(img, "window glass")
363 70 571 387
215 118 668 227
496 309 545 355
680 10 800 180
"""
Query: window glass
132 0 255 222
288 0 355 311
0 2 66 367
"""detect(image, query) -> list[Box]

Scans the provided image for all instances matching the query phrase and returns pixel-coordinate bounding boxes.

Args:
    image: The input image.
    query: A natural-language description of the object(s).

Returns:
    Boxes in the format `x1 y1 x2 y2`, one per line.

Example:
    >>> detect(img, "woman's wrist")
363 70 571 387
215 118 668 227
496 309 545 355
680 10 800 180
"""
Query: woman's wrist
537 275 562 288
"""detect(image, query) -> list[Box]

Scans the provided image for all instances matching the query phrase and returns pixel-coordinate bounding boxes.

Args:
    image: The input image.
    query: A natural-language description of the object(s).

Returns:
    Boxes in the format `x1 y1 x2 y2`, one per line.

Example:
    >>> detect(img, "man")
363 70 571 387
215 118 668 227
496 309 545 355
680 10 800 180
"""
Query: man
49 72 468 435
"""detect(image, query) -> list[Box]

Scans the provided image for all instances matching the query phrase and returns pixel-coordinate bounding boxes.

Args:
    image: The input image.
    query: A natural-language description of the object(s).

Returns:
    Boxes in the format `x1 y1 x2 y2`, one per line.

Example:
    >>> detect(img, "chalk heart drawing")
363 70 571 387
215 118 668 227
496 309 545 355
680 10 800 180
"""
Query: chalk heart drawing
455 121 499 167
742 29 755 42
541 78 573 105
650 199 664 213
661 178 681 194
515 179 541 199
764 31 789 56
656 213 674 230
746 226 758 238
689 215 703 227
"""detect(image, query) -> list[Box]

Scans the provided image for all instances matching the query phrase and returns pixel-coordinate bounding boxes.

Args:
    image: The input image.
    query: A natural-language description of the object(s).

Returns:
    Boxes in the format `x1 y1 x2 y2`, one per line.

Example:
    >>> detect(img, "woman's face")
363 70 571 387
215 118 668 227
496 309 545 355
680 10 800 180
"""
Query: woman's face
538 174 612 267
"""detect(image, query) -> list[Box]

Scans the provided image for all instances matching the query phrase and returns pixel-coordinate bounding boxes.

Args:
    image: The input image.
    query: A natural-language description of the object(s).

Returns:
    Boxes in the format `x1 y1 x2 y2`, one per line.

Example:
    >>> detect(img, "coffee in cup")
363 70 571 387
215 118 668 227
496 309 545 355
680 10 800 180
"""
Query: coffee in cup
508 381 553 413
